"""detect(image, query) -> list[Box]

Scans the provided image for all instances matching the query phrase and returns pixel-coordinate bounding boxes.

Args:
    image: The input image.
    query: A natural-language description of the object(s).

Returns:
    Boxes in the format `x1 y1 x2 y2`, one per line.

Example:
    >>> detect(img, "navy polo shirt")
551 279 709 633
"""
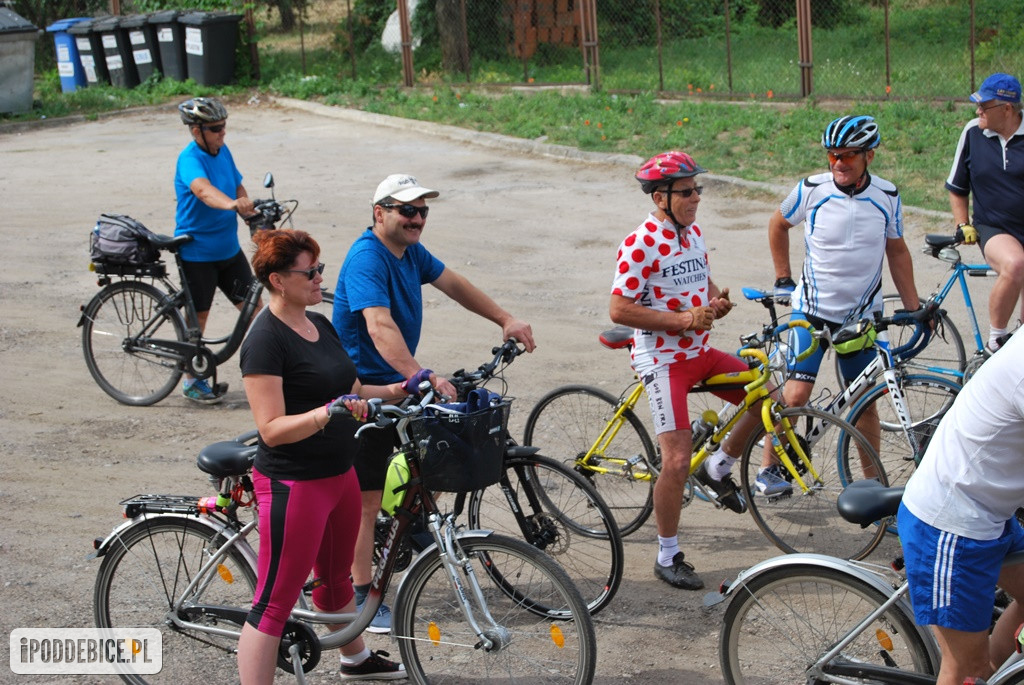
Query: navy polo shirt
945 116 1024 239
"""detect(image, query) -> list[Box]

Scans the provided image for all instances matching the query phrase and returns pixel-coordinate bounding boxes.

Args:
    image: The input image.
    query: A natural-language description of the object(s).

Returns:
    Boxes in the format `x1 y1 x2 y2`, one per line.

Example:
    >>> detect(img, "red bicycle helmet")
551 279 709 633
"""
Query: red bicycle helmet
636 151 707 194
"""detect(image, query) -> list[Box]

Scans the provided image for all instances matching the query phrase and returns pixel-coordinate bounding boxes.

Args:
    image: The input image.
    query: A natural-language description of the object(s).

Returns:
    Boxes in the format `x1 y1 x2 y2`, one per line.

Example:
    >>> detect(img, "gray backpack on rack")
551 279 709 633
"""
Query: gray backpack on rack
89 214 160 265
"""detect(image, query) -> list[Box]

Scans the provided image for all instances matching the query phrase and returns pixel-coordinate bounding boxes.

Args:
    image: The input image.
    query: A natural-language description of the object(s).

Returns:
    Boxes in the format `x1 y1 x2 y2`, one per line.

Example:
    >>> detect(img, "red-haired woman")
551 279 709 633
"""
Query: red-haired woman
237 229 424 683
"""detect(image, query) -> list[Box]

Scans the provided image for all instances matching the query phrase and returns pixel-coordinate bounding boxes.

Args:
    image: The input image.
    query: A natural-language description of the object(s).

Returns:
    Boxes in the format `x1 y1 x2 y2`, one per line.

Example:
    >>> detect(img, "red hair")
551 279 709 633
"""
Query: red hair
250 230 320 288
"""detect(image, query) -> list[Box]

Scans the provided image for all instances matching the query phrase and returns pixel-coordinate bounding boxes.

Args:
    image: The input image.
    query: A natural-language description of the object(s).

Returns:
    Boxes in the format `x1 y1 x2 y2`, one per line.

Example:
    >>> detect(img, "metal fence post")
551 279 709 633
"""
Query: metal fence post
654 0 664 92
579 0 599 90
724 0 733 94
796 0 813 97
397 0 415 87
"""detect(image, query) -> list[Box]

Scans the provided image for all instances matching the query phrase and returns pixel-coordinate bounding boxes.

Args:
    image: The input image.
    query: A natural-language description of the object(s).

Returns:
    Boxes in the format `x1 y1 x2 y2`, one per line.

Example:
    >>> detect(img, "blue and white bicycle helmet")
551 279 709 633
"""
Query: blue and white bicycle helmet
821 115 880 150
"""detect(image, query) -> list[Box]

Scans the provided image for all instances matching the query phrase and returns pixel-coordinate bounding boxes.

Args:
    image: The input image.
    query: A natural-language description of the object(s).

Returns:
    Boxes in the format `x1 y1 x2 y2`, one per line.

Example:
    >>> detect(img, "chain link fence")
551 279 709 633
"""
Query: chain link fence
20 0 1024 100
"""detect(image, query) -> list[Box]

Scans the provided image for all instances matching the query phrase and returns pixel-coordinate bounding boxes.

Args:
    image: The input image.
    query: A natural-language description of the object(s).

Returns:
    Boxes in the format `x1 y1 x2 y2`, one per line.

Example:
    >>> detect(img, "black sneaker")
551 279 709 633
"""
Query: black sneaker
694 462 747 513
339 650 406 681
654 552 704 590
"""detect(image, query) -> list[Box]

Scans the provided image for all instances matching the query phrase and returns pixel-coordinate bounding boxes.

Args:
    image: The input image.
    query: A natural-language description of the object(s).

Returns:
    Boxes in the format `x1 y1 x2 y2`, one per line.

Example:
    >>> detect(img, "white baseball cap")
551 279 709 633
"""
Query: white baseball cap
372 174 440 205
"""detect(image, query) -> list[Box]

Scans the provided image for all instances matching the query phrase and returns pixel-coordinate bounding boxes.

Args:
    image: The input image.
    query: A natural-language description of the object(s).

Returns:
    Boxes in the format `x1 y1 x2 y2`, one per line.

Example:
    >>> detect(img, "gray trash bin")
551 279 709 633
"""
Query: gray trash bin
0 7 41 114
148 10 186 81
120 14 161 82
93 16 139 88
69 18 110 86
179 11 242 86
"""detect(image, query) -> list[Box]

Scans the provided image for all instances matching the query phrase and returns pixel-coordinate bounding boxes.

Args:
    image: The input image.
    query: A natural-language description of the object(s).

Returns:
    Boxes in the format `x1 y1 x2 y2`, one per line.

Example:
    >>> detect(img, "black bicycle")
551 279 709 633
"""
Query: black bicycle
78 173 299 406
375 340 625 615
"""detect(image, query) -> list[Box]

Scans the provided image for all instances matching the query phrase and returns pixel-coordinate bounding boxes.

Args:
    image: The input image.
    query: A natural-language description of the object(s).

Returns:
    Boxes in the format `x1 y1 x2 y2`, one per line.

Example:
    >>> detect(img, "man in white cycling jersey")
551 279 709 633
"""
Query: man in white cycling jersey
899 328 1024 685
763 115 922 496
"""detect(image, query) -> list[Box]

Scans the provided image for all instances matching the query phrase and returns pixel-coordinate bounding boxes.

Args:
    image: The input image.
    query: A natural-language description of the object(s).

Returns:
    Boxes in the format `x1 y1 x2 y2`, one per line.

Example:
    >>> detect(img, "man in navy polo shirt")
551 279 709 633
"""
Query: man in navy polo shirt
946 72 1024 353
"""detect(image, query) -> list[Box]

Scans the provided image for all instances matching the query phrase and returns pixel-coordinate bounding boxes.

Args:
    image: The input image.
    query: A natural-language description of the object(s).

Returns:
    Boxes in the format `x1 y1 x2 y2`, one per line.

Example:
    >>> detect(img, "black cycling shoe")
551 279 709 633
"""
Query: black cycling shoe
654 552 704 590
694 462 747 514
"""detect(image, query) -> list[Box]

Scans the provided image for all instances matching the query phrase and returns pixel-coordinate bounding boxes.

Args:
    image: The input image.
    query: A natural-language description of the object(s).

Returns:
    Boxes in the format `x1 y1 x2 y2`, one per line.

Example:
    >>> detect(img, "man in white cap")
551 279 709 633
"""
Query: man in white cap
947 72 1024 354
331 174 535 632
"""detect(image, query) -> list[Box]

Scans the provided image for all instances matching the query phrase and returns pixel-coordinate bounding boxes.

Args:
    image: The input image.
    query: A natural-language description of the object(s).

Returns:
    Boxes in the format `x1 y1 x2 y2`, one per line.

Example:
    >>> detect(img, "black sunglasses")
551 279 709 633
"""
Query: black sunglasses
202 124 226 133
379 202 429 219
668 186 703 198
282 262 325 280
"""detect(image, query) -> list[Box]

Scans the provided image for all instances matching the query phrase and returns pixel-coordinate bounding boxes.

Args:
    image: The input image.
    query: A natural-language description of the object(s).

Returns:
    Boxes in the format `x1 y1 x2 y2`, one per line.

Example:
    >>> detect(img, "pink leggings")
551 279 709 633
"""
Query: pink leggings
246 468 361 636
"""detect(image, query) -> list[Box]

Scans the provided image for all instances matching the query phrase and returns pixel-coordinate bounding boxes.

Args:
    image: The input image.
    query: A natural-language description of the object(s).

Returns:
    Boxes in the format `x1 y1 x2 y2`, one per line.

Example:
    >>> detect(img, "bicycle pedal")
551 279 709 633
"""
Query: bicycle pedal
213 382 229 396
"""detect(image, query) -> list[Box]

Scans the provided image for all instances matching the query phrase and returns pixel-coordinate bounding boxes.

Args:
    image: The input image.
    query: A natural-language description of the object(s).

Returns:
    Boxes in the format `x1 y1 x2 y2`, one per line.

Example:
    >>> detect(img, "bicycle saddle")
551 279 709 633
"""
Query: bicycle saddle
599 326 633 350
836 479 904 527
196 440 256 478
924 234 958 250
147 233 193 252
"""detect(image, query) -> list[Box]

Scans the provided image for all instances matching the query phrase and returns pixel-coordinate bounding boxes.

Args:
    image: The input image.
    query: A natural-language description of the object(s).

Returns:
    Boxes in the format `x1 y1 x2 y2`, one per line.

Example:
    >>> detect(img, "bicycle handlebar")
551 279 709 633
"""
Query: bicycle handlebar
448 338 525 400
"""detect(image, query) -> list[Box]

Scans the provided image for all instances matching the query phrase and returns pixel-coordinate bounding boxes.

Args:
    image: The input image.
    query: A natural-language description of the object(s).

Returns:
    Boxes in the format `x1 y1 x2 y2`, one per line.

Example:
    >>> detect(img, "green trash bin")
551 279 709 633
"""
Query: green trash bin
148 10 186 81
69 18 110 86
0 7 41 114
179 11 242 86
93 15 139 88
120 14 161 82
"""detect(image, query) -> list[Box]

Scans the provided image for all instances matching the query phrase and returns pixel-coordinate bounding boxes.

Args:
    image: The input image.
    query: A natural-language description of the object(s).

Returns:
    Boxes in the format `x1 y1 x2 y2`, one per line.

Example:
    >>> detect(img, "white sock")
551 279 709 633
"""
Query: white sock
989 327 1007 350
340 646 370 666
657 535 680 567
707 450 738 480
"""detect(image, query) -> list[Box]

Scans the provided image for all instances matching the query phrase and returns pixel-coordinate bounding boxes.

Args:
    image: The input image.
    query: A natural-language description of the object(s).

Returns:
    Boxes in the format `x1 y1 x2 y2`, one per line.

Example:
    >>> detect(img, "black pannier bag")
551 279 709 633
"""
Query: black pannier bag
89 214 160 265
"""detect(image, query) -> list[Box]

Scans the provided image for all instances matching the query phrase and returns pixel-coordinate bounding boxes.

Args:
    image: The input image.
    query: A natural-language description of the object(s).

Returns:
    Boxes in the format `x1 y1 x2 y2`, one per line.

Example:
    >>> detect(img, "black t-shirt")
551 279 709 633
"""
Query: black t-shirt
240 310 362 480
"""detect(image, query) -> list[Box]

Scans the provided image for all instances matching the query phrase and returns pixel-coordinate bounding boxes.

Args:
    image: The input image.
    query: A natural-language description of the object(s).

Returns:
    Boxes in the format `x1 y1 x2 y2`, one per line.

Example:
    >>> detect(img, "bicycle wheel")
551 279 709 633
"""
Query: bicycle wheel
467 453 624 615
81 281 187 406
840 374 961 489
738 406 888 560
524 385 657 536
720 565 937 685
94 517 257 685
834 294 966 388
393 534 597 685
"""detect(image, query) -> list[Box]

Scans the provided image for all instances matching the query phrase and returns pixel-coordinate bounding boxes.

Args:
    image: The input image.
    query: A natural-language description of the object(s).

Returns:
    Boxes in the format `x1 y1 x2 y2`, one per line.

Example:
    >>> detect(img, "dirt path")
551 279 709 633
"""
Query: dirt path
0 97 973 683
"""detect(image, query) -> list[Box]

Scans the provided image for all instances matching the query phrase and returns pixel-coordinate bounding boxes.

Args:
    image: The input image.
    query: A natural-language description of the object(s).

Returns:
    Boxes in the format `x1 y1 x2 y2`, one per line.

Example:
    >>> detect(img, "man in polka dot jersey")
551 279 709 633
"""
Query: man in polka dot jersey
610 151 768 590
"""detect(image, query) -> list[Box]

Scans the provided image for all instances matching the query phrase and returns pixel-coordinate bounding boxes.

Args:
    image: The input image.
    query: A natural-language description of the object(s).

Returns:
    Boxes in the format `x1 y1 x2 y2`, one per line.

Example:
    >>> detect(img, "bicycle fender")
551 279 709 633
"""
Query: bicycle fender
77 291 106 328
89 513 257 572
393 528 495 599
720 553 903 603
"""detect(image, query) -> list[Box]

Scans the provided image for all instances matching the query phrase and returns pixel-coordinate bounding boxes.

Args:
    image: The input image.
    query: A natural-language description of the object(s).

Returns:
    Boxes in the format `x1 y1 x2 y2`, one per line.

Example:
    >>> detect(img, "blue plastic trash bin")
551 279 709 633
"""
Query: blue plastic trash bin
46 17 89 92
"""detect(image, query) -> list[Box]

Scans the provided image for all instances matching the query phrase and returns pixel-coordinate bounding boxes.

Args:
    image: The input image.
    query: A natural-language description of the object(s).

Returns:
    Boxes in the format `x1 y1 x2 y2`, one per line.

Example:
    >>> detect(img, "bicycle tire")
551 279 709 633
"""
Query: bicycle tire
467 453 624 615
840 373 961 490
523 385 657 536
81 281 187 406
93 516 257 685
720 564 937 685
738 406 888 560
834 294 966 388
393 533 597 685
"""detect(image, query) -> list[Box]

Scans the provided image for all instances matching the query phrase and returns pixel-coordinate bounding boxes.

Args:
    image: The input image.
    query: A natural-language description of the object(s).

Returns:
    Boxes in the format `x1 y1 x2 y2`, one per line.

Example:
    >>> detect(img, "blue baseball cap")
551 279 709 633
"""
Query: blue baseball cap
970 73 1021 104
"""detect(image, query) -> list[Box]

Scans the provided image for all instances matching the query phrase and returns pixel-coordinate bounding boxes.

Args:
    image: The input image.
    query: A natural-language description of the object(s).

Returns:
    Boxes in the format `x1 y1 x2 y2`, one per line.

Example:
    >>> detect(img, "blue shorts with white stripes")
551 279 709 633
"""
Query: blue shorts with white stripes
899 502 1024 632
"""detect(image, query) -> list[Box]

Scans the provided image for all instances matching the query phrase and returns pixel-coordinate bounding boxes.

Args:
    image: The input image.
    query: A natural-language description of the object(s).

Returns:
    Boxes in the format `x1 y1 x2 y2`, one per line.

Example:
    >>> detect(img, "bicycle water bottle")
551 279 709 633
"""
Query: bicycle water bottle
690 409 719 446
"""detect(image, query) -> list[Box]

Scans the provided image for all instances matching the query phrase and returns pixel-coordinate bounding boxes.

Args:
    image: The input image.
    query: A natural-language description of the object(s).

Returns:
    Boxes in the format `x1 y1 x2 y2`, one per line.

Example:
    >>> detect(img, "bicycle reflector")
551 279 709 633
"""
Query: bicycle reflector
381 452 410 516
833 321 878 356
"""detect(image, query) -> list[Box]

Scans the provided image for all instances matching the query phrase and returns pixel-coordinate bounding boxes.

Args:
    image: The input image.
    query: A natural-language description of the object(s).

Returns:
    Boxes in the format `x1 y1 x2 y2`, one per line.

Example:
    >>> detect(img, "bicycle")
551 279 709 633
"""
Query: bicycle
739 288 962 496
716 477 1024 685
91 390 597 685
849 228 998 386
373 339 624 616
78 173 300 406
525 319 891 561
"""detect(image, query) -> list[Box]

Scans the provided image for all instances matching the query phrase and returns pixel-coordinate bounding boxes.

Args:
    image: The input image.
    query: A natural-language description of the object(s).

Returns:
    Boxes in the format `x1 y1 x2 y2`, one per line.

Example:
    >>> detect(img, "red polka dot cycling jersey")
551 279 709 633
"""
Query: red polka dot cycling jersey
611 213 712 374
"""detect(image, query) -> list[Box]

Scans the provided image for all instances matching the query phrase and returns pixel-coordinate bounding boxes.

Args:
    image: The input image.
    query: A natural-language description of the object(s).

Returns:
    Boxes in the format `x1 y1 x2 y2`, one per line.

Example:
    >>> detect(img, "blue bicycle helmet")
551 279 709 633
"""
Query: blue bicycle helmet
821 115 880 150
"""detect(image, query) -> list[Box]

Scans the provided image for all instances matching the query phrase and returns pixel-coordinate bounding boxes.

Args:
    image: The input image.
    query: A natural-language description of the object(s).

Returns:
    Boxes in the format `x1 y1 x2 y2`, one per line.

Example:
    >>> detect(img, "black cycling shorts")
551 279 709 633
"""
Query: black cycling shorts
977 223 1024 254
180 250 254 313
353 424 400 492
